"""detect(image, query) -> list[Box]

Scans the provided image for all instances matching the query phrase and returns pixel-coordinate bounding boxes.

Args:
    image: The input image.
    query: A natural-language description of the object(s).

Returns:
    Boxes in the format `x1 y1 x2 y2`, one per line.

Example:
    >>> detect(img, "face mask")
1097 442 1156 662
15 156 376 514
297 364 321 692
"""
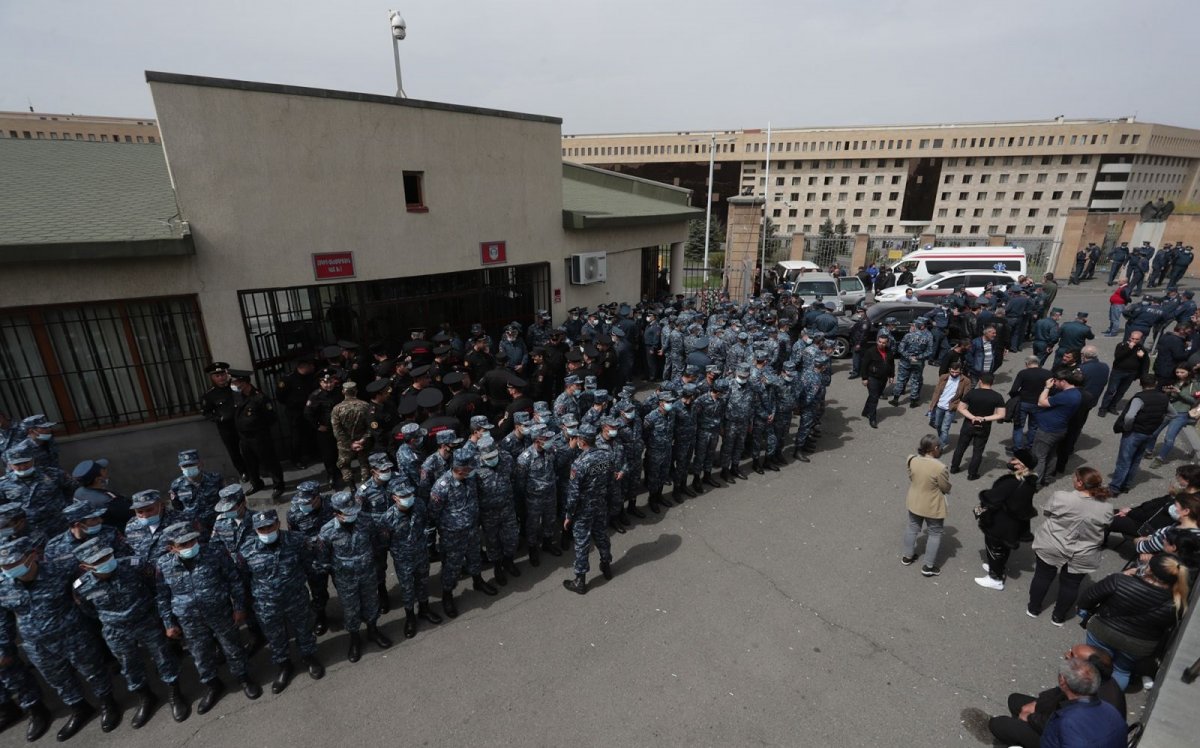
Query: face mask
93 557 118 575
182 466 200 479
736 377 748 385
219 510 238 520
339 509 359 523
483 456 499 467
257 530 279 544
138 514 161 527
178 545 200 560
376 471 393 483
395 495 416 509
34 433 52 442
83 523 103 536
12 467 34 478
2 562 30 580
296 502 316 515
663 403 673 412
1169 503 1181 520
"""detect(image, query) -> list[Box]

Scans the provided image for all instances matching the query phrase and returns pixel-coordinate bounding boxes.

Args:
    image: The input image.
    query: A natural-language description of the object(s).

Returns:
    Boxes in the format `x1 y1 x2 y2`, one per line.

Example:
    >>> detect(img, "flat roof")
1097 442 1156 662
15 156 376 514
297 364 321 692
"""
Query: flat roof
145 71 563 126
0 139 192 262
562 162 702 229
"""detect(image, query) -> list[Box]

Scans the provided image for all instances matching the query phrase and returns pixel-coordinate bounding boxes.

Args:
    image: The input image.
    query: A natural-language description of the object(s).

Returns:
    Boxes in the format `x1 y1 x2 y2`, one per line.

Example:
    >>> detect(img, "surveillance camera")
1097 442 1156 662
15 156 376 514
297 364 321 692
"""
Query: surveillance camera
389 10 406 40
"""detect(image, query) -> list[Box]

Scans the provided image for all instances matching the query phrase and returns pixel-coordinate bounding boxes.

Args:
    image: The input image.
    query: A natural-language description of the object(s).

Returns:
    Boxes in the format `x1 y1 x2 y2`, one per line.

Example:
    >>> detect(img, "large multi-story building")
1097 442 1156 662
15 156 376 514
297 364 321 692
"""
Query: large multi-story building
563 117 1200 240
0 110 159 144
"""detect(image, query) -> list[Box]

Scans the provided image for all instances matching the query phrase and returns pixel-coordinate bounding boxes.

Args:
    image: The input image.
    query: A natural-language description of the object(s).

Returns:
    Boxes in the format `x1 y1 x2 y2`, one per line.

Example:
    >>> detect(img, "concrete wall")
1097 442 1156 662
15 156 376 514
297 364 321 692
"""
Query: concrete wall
1055 208 1200 279
148 79 566 370
561 222 685 309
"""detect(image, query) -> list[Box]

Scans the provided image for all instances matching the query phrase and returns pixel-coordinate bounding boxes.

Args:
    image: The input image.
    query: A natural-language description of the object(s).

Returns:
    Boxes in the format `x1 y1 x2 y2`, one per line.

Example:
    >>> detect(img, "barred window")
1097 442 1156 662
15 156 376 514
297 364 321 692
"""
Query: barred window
0 296 210 433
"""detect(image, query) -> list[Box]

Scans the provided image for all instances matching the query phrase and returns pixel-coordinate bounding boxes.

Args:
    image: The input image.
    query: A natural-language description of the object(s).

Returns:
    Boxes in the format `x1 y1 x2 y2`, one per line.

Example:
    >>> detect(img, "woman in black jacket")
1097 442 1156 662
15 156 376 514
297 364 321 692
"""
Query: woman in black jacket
1078 553 1190 691
974 448 1039 591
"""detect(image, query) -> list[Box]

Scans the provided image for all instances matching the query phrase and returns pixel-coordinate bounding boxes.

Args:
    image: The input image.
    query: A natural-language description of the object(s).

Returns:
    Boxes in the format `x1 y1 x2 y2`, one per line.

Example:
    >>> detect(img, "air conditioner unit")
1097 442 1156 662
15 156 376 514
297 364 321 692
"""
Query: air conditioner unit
569 252 607 285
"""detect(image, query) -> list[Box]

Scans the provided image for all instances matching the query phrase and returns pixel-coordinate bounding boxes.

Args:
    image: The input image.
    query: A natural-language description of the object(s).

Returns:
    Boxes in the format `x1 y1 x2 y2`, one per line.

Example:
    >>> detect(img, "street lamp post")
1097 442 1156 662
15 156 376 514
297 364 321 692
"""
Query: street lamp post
388 10 408 98
759 122 772 293
689 133 736 288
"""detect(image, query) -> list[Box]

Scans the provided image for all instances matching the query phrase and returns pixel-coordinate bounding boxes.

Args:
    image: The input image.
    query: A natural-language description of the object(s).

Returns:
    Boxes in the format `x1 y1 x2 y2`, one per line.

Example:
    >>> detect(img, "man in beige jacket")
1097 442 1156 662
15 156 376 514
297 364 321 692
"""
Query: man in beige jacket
903 434 952 576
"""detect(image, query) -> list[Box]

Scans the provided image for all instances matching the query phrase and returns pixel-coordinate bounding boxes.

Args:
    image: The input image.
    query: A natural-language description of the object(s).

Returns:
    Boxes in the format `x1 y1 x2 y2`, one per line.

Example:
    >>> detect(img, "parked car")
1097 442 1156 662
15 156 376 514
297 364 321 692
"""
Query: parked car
836 274 867 311
891 245 1027 283
832 301 936 358
785 272 846 313
875 269 1021 303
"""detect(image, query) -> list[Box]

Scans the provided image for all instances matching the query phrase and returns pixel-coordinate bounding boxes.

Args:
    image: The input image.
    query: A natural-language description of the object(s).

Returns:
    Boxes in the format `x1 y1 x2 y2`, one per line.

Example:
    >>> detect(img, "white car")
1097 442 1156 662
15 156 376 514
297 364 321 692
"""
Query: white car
875 269 1022 302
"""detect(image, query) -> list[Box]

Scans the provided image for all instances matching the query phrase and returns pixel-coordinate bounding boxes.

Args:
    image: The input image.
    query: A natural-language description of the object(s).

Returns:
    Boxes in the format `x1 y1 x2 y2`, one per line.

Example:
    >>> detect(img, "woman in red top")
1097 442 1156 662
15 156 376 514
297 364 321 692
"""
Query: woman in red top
1105 282 1131 336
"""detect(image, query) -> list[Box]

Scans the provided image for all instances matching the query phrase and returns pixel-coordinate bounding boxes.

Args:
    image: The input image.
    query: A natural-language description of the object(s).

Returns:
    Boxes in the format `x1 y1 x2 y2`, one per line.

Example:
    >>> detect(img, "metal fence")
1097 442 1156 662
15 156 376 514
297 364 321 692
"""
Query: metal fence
1006 239 1061 278
866 234 919 268
802 236 855 272
933 235 991 248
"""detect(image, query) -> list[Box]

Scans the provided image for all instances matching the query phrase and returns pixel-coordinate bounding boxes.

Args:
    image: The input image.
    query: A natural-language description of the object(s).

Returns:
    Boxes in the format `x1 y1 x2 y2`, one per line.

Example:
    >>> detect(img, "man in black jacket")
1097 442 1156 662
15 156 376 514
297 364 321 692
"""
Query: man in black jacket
860 332 895 429
1098 330 1149 415
1009 356 1051 452
230 370 285 500
1153 322 1192 386
1108 464 1200 543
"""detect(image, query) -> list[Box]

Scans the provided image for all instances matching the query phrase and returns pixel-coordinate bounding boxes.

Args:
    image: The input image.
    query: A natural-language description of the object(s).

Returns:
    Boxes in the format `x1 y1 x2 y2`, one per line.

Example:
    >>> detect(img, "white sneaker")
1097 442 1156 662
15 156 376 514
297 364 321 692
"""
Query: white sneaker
1142 676 1155 690
974 575 1004 591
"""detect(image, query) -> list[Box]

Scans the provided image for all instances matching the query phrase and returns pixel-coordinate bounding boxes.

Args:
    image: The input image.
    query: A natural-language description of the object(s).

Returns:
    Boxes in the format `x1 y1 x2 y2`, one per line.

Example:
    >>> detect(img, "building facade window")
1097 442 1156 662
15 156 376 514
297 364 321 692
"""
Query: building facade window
403 171 427 211
0 296 211 434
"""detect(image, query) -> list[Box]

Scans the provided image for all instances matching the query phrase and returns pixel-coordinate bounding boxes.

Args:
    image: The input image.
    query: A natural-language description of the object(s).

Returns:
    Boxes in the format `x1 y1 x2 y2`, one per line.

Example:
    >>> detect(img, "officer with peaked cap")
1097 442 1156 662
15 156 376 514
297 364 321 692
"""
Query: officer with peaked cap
200 362 249 480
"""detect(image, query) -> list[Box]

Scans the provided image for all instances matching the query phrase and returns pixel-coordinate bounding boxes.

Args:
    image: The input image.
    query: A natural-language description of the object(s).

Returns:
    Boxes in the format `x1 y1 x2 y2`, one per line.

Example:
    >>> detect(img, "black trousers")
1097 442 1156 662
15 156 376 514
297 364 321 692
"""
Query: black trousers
987 693 1040 748
315 429 339 481
862 377 887 422
285 409 317 466
216 423 248 477
239 431 284 490
1027 556 1085 620
984 536 1012 580
951 422 991 476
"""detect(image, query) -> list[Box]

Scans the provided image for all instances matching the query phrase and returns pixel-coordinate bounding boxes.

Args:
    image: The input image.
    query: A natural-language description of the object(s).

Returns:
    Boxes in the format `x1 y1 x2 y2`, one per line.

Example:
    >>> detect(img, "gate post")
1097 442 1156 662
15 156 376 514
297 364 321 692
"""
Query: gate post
724 195 764 302
790 232 806 261
669 241 685 296
851 233 869 272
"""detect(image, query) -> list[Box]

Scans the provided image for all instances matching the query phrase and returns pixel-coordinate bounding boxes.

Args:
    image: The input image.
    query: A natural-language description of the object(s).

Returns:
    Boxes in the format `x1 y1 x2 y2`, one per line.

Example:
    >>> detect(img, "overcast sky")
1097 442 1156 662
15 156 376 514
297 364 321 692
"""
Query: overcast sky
3 0 1198 134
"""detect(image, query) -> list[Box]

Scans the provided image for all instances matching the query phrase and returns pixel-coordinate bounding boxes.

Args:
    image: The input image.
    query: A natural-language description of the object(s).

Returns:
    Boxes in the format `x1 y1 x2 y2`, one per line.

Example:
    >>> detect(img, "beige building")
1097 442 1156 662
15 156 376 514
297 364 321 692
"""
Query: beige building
0 72 696 490
563 118 1200 240
0 109 159 144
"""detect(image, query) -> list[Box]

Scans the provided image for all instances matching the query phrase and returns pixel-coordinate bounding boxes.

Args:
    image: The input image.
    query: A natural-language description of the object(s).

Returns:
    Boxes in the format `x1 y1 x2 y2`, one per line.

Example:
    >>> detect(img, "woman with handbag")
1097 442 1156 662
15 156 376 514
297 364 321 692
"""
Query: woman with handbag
1027 466 1114 625
1077 553 1190 691
974 449 1040 591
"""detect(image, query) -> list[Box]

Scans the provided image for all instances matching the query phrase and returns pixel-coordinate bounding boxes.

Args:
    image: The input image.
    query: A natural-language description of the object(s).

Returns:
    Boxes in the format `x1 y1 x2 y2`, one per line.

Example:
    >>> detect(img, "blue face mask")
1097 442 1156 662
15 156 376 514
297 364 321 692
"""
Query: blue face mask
376 472 393 483
663 403 673 412
178 545 200 559
34 433 53 442
394 495 415 509
257 530 279 544
182 466 200 479
93 557 118 575
2 562 30 580
83 523 103 536
12 467 35 478
483 456 499 467
295 502 316 515
138 514 161 528
219 510 238 521
339 509 359 523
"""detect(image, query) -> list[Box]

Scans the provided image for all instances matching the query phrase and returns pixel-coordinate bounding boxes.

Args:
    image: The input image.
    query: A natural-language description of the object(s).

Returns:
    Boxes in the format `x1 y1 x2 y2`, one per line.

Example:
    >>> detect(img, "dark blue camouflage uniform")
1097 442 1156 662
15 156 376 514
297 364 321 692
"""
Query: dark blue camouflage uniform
155 541 248 683
237 525 317 665
565 446 614 576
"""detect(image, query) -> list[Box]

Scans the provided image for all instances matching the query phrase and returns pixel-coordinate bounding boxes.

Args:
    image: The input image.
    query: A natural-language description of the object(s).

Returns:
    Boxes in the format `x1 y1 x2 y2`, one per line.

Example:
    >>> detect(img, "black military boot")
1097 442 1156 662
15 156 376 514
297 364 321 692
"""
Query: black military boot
794 449 810 462
25 701 51 742
472 573 498 596
0 700 20 733
196 679 225 715
95 695 120 733
541 539 562 558
691 474 704 495
167 681 190 723
503 557 521 578
56 700 94 742
599 560 613 580
681 480 697 498
239 677 262 700
732 463 750 480
302 654 325 680
347 631 363 662
366 623 393 649
129 687 156 729
647 491 661 513
312 607 328 636
561 573 587 595
618 508 632 526
752 457 765 474
442 589 459 619
659 490 675 507
404 608 418 638
627 499 646 519
527 543 541 567
271 661 294 695
493 559 507 586
418 599 443 624
377 583 391 614
608 516 626 534
720 466 734 483
764 455 780 472
559 531 571 551
704 471 721 488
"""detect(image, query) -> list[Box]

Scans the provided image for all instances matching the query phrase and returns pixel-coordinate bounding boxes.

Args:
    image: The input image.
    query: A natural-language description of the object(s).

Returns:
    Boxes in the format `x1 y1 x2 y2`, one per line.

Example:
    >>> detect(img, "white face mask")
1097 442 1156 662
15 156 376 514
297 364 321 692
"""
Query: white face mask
1168 503 1181 521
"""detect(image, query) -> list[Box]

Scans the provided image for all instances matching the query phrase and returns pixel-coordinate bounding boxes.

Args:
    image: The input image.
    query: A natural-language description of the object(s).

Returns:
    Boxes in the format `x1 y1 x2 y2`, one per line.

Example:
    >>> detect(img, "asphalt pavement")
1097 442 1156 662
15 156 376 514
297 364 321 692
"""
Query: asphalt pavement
8 280 1171 748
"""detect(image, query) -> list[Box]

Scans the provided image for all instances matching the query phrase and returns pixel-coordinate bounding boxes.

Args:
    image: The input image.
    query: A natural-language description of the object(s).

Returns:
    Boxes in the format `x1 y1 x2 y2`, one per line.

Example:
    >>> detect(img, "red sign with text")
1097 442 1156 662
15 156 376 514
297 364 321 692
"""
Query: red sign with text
313 252 355 280
480 241 507 266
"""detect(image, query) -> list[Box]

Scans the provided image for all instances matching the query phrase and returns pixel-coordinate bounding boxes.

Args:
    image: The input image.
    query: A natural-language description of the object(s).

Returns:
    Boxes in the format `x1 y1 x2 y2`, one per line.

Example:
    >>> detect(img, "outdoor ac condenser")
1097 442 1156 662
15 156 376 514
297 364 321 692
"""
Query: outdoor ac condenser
569 252 607 284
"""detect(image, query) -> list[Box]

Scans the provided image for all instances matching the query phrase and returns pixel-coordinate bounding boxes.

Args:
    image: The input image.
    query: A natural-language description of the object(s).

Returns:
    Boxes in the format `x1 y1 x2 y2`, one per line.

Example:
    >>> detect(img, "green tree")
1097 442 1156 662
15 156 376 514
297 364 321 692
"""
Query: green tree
684 217 726 263
819 218 835 239
835 218 849 237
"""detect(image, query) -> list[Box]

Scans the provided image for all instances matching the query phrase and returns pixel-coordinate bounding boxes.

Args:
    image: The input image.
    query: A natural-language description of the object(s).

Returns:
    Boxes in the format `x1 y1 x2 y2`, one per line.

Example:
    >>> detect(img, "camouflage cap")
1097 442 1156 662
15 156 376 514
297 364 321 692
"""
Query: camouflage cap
0 536 36 565
215 484 246 513
435 430 458 446
330 491 358 513
469 415 493 430
129 489 163 510
593 389 610 402
527 424 549 440
451 448 476 468
367 452 392 469
74 537 114 565
251 509 279 529
164 522 200 546
294 480 322 498
63 500 105 525
177 449 200 466
4 442 35 464
576 423 599 441
387 477 416 497
513 412 533 426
